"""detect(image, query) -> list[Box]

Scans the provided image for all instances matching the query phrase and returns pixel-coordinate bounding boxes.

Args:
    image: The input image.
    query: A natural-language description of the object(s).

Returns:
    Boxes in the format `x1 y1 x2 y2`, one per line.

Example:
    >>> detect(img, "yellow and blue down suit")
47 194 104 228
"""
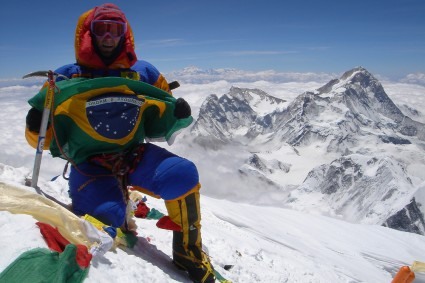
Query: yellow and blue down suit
26 4 215 282
25 6 199 228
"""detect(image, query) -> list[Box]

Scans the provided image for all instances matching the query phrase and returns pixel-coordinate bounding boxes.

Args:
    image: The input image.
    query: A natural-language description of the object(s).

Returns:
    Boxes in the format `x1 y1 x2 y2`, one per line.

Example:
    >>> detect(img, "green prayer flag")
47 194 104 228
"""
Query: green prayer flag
0 245 89 283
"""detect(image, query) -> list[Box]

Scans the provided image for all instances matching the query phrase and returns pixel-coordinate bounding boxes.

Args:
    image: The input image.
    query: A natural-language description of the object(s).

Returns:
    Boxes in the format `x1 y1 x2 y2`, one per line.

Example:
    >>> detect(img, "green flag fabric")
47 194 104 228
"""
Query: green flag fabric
0 245 89 283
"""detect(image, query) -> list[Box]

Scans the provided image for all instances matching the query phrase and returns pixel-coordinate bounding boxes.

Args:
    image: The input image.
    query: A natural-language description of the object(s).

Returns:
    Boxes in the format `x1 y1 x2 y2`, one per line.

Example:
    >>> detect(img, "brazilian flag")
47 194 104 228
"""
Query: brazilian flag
28 77 192 164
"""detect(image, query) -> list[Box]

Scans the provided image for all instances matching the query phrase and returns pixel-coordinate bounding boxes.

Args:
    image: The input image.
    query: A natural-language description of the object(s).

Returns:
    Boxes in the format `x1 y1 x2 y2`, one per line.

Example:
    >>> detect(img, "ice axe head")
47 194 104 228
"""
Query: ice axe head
22 70 69 81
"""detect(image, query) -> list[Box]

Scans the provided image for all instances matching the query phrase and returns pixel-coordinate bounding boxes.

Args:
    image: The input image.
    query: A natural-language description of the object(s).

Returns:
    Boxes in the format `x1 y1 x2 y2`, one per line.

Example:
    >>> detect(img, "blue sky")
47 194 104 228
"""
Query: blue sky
1 0 424 79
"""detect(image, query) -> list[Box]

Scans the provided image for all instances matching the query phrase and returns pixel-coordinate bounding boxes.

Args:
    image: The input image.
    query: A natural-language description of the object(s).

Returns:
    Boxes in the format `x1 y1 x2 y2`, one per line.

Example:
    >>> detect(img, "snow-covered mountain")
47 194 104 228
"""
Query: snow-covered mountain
191 86 286 147
189 67 425 235
193 67 425 148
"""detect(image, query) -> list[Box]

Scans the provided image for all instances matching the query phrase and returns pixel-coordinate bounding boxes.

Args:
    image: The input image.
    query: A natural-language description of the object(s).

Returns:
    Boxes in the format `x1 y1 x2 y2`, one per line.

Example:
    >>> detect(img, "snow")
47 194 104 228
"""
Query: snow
1 75 425 282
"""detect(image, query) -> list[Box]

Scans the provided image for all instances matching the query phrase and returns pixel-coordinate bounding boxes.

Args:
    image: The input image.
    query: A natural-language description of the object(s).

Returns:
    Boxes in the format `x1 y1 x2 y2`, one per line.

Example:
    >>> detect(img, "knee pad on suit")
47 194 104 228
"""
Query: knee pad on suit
155 157 199 200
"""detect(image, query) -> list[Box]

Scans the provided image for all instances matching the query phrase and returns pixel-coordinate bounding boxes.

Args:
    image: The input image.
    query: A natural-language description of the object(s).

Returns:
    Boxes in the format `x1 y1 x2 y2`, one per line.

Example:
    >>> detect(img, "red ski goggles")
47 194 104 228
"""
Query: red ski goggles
91 20 127 38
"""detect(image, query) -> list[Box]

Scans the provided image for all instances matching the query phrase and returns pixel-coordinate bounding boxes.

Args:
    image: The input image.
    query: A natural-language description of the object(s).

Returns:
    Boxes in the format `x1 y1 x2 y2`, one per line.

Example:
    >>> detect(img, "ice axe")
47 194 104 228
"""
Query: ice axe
22 70 67 192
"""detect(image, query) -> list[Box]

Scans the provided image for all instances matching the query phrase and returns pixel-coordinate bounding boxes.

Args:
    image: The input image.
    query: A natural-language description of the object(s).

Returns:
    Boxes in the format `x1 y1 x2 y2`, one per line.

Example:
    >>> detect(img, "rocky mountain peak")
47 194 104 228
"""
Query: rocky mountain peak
187 66 425 236
318 66 381 94
228 86 286 105
313 67 425 141
340 66 370 80
318 66 383 96
191 86 286 145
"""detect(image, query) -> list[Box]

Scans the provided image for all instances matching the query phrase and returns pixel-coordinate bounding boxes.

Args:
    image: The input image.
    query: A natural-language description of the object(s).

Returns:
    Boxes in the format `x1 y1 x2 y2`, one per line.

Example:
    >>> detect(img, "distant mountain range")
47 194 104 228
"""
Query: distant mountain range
166 66 425 86
167 66 337 84
188 67 425 235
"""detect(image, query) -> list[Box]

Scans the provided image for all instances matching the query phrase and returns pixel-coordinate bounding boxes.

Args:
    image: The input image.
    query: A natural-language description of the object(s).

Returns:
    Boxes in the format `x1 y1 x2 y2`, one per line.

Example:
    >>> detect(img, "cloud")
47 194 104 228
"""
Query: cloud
138 38 240 49
139 38 185 48
222 50 297 56
400 73 425 86
304 46 331 51
221 50 297 56
0 77 44 88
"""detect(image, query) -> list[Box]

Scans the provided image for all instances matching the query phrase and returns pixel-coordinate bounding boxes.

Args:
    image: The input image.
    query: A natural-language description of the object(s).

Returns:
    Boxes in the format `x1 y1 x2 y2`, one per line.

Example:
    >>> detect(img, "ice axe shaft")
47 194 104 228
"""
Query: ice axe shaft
23 70 58 191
